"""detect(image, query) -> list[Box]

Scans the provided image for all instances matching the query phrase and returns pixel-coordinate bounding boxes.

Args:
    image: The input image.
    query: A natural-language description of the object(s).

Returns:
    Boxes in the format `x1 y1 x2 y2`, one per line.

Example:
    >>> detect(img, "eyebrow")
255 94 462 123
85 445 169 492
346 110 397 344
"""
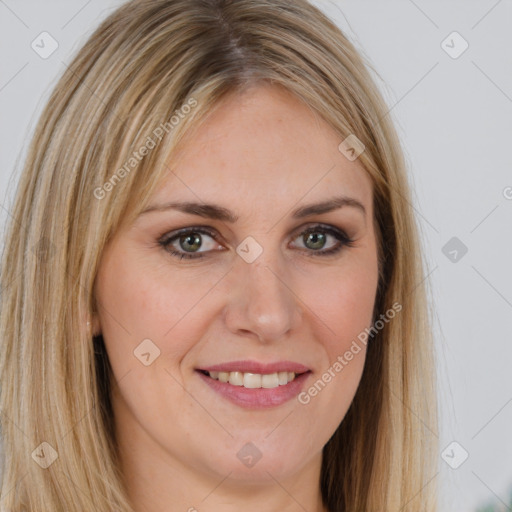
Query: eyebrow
138 195 367 223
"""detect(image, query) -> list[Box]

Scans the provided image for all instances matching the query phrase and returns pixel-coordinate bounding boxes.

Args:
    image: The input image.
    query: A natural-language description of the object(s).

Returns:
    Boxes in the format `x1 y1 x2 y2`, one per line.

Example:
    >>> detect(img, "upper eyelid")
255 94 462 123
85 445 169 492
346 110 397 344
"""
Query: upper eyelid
161 222 347 239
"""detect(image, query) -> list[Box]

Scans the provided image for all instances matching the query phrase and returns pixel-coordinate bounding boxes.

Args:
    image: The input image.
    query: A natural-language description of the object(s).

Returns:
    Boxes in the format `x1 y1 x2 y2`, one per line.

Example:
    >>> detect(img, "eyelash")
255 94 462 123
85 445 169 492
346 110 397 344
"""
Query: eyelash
157 224 355 261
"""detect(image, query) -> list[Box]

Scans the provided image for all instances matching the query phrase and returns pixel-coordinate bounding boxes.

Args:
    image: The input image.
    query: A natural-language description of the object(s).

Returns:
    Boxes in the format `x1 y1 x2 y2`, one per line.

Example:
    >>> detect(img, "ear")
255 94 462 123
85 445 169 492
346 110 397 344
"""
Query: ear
84 303 102 338
90 312 102 337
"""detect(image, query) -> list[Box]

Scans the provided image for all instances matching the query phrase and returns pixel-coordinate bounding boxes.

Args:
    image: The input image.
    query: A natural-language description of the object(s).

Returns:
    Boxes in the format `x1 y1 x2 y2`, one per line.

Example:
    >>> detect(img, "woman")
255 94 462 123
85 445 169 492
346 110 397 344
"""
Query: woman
0 0 439 510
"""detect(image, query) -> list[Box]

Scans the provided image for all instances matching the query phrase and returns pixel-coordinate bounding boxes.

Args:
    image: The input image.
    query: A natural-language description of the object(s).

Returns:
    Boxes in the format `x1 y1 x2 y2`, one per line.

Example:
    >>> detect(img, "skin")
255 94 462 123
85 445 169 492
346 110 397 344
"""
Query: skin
93 83 379 512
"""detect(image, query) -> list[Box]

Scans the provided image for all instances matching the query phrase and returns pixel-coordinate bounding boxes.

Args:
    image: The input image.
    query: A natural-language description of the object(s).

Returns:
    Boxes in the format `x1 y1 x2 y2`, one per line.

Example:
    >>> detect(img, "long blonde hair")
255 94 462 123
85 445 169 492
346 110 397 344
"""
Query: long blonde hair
0 0 438 510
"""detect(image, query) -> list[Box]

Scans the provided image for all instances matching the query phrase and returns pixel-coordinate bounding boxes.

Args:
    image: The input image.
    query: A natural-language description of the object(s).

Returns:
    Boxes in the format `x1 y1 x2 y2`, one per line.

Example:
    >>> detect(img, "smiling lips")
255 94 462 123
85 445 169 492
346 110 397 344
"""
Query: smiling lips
196 360 311 407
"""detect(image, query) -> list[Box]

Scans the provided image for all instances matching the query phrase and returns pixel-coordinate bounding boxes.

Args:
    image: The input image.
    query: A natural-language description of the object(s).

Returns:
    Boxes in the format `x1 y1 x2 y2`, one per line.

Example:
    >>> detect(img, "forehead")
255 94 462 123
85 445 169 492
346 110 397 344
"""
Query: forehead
153 85 373 215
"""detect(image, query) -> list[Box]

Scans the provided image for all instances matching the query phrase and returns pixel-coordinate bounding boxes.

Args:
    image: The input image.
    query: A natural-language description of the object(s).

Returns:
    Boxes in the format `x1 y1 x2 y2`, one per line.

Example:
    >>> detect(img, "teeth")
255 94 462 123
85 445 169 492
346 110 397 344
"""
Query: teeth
279 372 290 385
206 370 297 388
261 373 278 388
229 371 243 386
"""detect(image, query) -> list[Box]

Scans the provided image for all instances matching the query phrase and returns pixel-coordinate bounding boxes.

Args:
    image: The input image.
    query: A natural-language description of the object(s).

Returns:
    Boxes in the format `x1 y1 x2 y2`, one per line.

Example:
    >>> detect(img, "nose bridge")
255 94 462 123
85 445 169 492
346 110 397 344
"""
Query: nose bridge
225 247 301 341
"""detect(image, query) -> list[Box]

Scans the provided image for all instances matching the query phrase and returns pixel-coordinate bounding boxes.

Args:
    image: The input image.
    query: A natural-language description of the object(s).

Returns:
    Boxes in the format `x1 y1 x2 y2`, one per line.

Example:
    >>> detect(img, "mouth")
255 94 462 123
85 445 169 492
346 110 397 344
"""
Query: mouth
197 369 308 389
195 361 312 409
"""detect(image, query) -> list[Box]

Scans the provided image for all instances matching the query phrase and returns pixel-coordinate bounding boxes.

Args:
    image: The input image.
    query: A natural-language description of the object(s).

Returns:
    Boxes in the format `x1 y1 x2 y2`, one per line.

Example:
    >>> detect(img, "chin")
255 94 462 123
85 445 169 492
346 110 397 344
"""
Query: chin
196 442 317 484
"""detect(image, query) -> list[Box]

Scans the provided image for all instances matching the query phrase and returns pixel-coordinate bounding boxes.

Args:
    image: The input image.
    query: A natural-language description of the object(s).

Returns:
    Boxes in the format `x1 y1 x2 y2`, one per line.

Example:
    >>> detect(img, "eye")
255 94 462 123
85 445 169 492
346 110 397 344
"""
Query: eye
157 223 355 261
289 224 355 257
158 227 223 260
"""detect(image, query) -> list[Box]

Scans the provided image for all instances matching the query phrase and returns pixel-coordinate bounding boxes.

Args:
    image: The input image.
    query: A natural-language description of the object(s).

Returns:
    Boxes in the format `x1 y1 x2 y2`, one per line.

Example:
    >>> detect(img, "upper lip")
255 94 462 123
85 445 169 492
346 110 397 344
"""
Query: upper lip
197 360 311 374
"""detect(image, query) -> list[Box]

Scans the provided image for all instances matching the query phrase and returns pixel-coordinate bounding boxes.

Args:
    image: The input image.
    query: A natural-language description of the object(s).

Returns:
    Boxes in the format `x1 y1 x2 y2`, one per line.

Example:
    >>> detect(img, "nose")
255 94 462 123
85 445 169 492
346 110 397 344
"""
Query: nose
223 254 302 343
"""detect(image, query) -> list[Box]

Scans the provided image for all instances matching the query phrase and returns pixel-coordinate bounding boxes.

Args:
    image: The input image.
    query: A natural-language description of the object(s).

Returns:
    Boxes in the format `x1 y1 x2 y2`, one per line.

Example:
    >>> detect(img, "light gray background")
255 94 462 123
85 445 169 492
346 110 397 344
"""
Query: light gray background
1 1 511 511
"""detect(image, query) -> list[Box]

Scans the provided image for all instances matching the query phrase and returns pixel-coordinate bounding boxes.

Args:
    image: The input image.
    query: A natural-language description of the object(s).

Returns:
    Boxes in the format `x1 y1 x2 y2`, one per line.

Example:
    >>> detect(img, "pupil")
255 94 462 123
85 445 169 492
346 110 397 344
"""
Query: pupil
305 232 325 250
180 233 201 252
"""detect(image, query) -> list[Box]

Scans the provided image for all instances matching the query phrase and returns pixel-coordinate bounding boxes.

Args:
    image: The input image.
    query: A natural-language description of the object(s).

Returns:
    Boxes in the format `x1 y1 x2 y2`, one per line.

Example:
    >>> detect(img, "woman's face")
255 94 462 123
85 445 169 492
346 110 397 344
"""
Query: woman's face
94 84 379 493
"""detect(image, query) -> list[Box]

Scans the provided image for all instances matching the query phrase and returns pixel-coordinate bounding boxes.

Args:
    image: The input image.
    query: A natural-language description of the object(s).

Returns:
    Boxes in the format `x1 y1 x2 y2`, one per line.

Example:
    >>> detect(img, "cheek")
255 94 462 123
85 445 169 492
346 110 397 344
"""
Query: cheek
299 252 378 401
288 260 378 447
94 251 222 372
308 258 378 353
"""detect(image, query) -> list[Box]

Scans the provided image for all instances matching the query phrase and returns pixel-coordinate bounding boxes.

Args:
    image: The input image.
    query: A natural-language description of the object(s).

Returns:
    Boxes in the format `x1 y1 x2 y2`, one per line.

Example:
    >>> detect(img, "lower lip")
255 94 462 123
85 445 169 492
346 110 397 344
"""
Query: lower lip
196 370 311 409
